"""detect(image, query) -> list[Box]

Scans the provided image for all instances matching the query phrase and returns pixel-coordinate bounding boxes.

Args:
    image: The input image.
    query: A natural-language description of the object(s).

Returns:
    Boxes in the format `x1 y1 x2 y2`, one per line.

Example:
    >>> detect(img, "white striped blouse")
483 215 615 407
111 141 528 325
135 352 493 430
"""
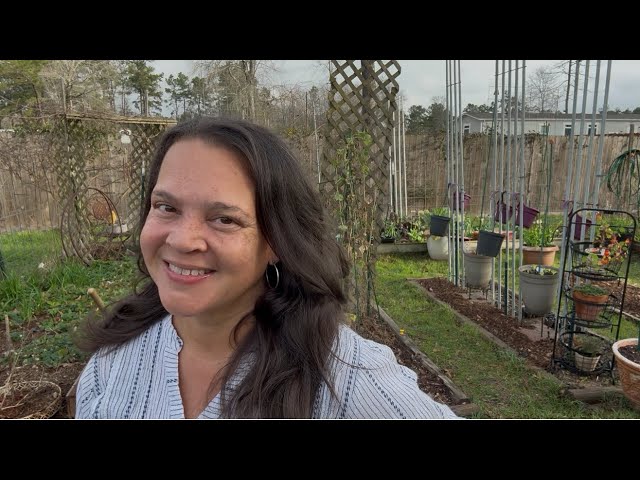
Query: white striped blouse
75 314 459 419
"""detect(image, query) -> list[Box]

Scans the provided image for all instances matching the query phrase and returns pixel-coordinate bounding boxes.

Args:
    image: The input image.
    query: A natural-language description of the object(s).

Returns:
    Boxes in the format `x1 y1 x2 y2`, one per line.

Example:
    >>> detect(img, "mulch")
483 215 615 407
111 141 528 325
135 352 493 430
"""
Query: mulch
416 277 555 369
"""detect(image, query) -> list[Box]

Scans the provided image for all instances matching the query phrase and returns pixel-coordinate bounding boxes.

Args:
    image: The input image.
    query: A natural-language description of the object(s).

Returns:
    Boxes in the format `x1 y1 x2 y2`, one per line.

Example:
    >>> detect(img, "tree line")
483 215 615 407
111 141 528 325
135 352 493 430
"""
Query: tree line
0 60 330 136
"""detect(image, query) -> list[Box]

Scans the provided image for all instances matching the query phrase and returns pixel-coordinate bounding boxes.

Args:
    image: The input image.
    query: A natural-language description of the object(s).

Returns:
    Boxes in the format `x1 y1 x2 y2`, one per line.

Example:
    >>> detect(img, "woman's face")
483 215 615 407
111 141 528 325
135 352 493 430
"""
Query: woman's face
140 138 275 322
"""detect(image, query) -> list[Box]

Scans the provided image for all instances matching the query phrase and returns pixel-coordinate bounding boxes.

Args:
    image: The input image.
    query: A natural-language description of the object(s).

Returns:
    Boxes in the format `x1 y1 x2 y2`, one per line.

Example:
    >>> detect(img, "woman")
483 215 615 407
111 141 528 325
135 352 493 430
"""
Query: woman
75 117 458 419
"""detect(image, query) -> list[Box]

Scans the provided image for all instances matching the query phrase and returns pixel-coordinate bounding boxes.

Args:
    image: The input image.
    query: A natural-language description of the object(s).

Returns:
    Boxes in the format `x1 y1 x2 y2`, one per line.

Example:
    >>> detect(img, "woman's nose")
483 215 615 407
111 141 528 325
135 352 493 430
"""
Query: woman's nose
165 216 208 252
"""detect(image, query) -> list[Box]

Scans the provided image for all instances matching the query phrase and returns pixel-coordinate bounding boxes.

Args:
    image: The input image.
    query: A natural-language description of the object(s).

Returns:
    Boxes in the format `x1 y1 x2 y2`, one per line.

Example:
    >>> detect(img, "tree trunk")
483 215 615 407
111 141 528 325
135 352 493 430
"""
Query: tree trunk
565 60 572 114
248 60 256 121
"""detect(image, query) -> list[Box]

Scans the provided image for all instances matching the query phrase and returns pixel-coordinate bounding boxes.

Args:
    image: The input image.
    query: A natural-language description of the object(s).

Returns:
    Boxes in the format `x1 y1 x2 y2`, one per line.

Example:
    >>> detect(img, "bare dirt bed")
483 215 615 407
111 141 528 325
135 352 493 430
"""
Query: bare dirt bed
0 362 83 419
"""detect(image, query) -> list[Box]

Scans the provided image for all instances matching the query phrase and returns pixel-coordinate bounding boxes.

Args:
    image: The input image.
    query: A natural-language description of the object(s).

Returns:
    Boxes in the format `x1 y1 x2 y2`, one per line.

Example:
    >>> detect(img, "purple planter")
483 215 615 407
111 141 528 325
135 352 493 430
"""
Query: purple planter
494 202 539 228
572 214 593 240
451 192 471 211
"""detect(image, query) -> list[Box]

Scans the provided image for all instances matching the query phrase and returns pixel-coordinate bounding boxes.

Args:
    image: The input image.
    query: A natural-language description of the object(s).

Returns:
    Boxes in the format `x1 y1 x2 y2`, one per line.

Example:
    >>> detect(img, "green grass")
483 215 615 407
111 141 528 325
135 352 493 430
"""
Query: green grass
0 228 61 278
627 256 640 287
376 253 640 418
1 255 138 367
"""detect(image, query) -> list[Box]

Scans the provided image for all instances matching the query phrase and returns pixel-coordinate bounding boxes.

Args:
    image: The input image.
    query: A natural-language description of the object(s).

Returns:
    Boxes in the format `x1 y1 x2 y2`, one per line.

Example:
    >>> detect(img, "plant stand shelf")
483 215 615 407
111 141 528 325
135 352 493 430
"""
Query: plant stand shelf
551 207 637 378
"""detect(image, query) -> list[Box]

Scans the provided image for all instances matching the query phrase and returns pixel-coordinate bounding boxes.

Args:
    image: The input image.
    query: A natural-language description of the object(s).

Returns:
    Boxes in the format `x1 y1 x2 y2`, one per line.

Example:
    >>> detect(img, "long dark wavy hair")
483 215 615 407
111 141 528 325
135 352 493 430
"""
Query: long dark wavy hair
77 117 350 418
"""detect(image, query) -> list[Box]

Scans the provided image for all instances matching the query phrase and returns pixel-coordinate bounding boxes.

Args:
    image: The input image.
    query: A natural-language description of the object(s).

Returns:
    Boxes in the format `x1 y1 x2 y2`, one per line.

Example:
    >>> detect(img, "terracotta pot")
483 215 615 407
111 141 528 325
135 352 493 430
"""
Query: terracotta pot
572 290 608 321
522 245 559 266
612 338 640 409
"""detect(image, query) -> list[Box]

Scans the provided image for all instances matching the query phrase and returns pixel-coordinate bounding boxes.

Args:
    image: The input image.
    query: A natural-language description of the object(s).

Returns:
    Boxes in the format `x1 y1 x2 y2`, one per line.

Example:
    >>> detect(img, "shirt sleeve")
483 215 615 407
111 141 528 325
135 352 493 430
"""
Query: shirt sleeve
75 348 111 419
333 331 460 419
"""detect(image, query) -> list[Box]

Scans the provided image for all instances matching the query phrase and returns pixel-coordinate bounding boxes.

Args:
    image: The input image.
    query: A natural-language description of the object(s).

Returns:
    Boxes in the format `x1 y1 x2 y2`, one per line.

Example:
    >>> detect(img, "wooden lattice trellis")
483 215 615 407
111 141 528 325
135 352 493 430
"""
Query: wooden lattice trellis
321 60 400 319
52 113 175 265
321 60 400 233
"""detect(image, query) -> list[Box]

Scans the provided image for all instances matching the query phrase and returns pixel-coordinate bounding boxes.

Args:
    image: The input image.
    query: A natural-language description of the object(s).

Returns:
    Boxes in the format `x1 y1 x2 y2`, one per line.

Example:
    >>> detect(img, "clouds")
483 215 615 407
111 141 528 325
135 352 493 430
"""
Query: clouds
152 60 639 112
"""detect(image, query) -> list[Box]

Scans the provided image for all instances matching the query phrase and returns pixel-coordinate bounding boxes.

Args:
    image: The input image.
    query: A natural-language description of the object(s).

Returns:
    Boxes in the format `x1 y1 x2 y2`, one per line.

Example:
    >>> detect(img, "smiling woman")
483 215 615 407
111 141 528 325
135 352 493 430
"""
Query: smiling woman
73 116 459 419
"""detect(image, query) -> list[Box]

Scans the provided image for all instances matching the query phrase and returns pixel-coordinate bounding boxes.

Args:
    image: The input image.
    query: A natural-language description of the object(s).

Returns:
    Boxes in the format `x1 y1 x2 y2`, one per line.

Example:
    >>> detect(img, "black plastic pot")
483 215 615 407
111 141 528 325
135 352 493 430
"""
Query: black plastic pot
476 230 505 257
430 215 450 237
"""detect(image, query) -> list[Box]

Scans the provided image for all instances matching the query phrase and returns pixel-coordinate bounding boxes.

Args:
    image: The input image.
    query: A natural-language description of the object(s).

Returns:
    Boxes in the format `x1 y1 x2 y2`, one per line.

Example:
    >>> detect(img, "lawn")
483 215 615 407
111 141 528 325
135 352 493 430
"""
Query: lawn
1 228 639 418
375 252 640 418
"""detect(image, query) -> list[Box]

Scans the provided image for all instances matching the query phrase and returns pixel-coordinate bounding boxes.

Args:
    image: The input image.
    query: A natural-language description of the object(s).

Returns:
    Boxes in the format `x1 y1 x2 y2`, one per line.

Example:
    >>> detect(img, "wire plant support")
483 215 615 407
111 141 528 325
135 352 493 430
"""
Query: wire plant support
552 207 637 376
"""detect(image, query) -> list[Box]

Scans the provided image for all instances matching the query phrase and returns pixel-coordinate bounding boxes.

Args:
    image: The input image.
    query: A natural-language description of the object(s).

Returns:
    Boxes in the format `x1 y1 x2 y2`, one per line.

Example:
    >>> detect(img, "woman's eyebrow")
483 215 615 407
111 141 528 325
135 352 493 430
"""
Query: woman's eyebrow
151 189 251 217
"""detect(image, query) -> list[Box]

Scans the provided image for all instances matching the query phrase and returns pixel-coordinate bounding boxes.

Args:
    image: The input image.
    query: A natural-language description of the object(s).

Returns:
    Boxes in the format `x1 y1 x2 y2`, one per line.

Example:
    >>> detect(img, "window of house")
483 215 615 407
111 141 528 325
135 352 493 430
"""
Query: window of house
587 124 597 136
539 123 550 135
463 124 470 135
564 124 572 136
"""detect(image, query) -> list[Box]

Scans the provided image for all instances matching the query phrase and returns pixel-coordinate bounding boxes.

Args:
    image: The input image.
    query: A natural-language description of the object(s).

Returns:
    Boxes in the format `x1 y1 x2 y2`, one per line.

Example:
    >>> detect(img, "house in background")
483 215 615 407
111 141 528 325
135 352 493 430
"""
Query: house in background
461 112 640 135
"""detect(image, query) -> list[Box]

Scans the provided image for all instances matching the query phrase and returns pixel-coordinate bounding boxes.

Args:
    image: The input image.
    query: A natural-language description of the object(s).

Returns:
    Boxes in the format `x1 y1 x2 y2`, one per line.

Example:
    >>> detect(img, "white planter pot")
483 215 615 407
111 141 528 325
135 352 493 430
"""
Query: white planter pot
574 352 601 372
518 265 559 316
427 235 449 260
463 251 493 288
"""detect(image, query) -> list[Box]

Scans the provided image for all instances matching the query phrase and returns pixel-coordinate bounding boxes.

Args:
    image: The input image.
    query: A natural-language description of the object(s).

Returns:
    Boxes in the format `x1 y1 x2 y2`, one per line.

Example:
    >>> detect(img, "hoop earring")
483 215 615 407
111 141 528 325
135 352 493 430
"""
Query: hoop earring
265 263 280 289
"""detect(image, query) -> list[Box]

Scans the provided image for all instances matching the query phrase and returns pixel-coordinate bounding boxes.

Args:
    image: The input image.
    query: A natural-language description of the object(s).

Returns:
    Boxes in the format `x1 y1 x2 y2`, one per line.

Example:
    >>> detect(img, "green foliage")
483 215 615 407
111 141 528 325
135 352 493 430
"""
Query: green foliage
522 218 559 247
572 334 606 356
572 283 609 296
405 105 429 134
463 103 493 113
430 206 450 217
125 60 164 116
381 219 397 239
521 265 557 276
330 130 376 321
0 229 61 278
165 72 191 120
407 226 425 243
0 254 138 368
0 60 49 116
405 102 447 134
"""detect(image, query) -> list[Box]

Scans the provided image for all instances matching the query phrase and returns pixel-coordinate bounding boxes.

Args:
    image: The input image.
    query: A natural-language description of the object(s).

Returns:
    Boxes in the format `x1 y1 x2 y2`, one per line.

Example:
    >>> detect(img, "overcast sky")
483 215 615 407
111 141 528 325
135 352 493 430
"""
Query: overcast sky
152 60 640 112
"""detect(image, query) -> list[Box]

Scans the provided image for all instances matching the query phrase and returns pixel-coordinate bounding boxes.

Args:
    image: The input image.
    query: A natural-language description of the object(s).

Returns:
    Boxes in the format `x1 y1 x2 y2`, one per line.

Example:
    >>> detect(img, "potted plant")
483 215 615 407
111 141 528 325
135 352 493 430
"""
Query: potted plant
521 219 559 266
612 336 640 409
380 219 397 244
571 283 609 321
518 265 559 316
571 333 607 373
429 207 450 237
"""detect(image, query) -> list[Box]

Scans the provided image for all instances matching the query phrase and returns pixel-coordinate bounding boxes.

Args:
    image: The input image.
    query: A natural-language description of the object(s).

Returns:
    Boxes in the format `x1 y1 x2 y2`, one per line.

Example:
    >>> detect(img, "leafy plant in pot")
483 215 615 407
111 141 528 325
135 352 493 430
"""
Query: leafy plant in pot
521 219 559 266
429 207 450 237
380 219 397 243
571 283 609 321
571 333 607 373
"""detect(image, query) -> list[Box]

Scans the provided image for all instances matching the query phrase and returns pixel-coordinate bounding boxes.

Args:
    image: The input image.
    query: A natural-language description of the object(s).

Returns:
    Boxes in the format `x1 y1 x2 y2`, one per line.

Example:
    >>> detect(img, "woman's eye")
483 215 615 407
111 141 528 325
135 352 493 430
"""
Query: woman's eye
154 203 175 213
216 217 235 225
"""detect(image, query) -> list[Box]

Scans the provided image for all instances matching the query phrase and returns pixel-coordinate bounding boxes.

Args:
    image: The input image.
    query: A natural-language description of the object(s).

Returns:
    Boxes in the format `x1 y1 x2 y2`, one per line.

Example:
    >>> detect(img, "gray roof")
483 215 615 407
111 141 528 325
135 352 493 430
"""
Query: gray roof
463 112 640 120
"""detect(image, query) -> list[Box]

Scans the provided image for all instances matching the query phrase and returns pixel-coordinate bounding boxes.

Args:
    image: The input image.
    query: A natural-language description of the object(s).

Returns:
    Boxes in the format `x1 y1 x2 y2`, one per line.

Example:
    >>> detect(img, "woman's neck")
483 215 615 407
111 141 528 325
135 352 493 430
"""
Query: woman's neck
172 311 254 359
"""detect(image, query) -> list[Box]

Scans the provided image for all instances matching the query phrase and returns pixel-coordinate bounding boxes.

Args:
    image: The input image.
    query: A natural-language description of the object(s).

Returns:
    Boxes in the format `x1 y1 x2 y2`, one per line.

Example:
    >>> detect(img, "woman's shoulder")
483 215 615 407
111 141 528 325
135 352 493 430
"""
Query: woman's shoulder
96 314 174 360
334 323 401 368
316 324 458 419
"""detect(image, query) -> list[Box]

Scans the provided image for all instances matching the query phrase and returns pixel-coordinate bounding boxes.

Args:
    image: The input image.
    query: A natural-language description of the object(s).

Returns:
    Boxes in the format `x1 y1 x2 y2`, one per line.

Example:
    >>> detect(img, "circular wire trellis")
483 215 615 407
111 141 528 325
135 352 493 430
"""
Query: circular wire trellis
60 187 128 266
